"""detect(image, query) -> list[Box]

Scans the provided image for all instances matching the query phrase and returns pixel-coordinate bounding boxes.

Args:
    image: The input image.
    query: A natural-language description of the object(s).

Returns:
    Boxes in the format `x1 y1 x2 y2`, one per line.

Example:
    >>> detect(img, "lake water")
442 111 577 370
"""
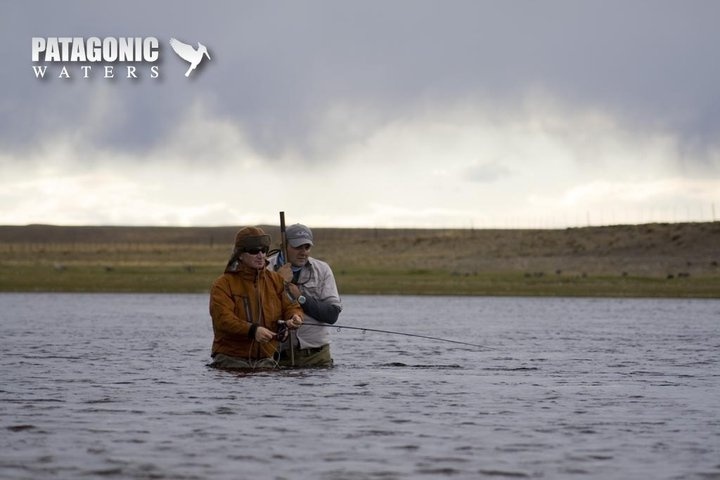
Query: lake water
1 293 718 479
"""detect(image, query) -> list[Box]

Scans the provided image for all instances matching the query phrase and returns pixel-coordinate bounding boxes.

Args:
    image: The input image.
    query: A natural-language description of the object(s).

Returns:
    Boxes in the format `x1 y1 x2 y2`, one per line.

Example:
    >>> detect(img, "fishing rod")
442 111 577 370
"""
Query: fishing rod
279 211 295 366
300 323 495 350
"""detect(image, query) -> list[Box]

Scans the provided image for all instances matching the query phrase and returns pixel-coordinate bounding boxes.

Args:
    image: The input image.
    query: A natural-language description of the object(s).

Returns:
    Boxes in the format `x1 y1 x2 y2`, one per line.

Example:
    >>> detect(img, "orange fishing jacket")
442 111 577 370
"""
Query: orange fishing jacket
209 264 302 359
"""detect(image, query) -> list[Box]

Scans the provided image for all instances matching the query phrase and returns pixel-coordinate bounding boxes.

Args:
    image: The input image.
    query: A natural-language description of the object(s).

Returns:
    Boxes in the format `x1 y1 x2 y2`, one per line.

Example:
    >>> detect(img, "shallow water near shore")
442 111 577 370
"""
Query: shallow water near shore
1 293 719 479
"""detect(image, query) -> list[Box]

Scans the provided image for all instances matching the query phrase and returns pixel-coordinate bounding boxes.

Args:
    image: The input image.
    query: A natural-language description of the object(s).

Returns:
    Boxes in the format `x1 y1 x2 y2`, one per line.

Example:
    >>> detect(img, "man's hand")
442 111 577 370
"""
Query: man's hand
254 326 275 343
285 314 303 330
277 263 293 282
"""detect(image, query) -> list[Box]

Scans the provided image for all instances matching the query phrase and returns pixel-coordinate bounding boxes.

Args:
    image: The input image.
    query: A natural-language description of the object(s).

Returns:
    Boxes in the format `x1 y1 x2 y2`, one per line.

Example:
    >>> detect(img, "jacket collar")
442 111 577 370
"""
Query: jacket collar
225 258 269 279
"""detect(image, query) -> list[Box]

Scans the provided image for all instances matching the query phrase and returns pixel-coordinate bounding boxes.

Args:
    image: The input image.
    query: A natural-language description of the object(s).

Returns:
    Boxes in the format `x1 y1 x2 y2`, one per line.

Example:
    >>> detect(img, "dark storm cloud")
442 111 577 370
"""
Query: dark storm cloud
2 0 719 164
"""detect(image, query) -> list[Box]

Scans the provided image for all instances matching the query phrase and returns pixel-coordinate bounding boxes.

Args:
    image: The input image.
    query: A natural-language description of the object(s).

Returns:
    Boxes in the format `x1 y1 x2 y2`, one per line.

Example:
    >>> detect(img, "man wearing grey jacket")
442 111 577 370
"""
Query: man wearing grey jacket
267 223 342 367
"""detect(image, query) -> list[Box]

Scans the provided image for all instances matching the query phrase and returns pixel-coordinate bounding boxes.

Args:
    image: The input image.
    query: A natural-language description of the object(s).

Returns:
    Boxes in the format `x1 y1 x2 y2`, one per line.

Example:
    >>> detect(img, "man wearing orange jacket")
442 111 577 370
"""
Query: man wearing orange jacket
209 226 303 369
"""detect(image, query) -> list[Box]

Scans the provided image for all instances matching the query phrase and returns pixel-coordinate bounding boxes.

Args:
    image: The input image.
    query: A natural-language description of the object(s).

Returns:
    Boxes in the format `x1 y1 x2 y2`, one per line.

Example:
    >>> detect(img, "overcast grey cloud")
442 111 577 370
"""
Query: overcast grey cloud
1 0 718 227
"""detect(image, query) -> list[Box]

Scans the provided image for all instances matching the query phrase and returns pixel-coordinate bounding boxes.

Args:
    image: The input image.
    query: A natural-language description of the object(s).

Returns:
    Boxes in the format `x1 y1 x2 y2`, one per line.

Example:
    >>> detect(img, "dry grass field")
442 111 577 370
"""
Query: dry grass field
1 222 718 297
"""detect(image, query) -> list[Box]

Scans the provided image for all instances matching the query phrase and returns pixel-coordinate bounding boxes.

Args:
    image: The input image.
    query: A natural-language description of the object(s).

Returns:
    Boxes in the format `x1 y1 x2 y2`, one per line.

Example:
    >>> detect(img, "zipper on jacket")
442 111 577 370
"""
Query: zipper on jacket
253 269 265 327
242 296 253 324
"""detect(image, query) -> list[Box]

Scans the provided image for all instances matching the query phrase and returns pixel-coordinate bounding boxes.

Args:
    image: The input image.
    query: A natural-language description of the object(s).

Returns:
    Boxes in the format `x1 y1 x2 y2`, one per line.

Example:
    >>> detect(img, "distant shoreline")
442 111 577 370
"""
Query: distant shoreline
1 222 718 297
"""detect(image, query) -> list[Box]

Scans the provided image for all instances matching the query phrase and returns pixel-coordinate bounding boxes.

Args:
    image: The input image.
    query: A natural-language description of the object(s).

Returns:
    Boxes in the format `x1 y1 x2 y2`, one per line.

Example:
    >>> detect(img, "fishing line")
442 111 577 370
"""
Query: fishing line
300 323 495 350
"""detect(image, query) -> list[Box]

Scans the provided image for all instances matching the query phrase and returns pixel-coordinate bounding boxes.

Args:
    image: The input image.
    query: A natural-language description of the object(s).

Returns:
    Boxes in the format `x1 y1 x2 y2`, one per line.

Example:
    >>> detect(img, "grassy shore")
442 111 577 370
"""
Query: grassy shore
1 222 718 297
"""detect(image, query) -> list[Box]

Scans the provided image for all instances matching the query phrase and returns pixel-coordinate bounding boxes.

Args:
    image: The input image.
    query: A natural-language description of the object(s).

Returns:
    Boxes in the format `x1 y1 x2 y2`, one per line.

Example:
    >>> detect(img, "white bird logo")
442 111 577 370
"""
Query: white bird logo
169 38 211 77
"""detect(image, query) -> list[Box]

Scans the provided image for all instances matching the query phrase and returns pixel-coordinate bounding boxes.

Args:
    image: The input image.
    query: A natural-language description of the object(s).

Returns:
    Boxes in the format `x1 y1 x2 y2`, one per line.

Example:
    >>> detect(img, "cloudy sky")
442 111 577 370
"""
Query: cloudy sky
1 1 718 228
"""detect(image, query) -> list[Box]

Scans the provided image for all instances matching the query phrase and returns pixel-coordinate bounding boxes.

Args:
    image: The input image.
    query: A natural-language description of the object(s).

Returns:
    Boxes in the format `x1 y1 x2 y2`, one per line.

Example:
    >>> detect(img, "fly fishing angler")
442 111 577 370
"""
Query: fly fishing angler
208 226 303 370
267 223 342 367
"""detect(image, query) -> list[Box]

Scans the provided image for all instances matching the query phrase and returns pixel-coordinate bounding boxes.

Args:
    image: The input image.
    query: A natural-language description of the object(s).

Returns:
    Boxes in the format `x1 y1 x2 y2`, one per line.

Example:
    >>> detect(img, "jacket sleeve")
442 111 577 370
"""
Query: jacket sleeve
302 263 342 323
209 276 250 337
301 295 341 324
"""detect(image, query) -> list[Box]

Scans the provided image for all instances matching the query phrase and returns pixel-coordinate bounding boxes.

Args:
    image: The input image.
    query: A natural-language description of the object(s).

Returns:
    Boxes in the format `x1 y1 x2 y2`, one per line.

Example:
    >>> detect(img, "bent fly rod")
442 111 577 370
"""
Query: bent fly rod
301 323 495 350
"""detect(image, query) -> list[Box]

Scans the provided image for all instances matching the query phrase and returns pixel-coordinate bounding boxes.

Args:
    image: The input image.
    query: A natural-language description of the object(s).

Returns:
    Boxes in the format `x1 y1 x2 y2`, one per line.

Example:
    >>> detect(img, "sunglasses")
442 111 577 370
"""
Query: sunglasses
243 247 268 255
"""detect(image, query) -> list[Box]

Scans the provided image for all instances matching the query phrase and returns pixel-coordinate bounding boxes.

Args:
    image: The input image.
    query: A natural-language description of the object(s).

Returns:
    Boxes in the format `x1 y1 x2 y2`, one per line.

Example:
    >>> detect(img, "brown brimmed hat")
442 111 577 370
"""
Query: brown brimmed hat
234 226 271 252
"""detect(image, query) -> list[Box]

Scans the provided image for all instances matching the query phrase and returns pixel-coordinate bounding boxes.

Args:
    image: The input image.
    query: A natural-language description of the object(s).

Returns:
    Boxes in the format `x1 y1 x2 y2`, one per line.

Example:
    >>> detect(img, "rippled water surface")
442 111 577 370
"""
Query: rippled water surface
1 293 719 479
